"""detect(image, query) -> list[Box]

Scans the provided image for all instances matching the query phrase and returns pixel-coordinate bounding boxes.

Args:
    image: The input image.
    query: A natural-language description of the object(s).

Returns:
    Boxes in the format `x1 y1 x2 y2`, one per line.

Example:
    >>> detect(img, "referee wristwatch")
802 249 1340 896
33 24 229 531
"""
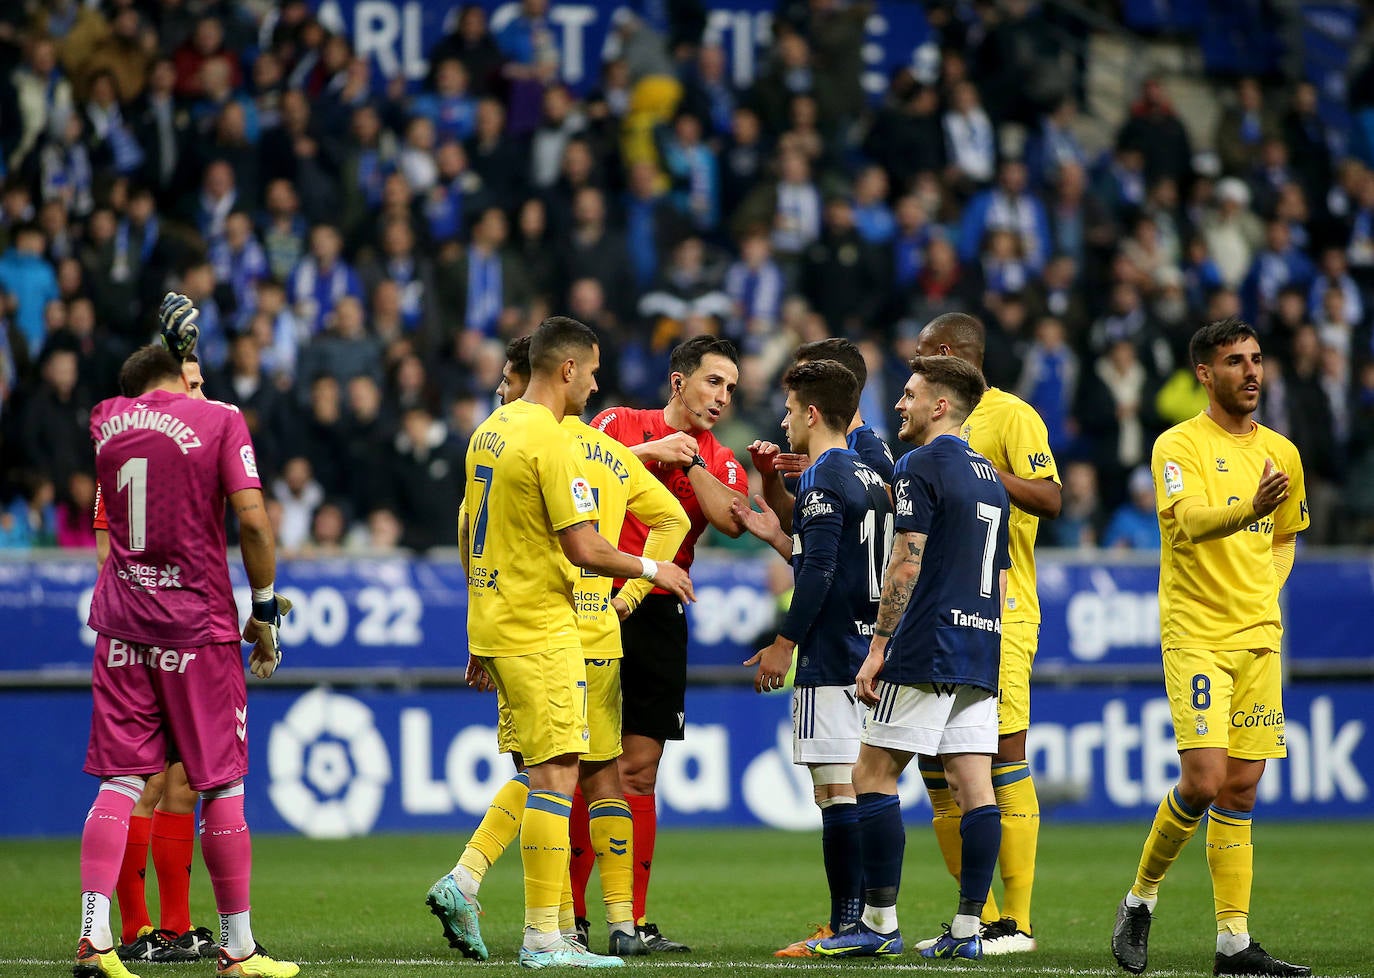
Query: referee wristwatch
686 453 708 472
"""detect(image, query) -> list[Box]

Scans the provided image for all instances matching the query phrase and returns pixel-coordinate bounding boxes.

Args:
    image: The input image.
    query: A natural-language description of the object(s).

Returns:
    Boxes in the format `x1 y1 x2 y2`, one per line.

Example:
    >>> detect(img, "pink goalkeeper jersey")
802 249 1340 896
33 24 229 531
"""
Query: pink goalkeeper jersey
87 390 261 647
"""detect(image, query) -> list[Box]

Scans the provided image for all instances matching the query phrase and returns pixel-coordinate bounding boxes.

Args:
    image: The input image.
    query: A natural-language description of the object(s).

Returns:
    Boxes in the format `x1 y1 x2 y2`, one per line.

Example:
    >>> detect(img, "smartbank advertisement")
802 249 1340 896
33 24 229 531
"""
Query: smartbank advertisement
0 684 1369 838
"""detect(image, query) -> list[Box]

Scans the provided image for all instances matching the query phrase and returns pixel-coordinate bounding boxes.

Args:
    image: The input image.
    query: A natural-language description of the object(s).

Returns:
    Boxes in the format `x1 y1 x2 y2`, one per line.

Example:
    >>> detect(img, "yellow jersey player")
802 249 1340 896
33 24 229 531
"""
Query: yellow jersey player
912 313 1061 954
1112 319 1309 978
428 335 689 959
432 316 692 969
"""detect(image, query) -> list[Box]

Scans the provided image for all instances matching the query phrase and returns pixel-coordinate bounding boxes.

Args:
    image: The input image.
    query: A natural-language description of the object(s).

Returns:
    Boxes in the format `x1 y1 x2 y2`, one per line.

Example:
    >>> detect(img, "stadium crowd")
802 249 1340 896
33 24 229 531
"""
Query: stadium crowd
1 0 1372 554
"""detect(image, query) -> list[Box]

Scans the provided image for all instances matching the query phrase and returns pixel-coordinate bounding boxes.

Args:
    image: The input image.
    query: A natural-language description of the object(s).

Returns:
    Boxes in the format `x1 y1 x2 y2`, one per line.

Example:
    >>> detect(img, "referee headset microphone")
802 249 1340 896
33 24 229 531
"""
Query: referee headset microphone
673 376 709 423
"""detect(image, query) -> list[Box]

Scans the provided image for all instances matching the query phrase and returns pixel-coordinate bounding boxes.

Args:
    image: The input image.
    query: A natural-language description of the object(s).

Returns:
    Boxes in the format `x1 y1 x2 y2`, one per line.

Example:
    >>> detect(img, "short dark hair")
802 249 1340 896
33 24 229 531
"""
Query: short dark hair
529 315 598 373
118 344 182 396
1189 317 1259 367
920 312 986 365
782 359 859 434
506 335 532 377
669 335 738 378
795 337 866 388
906 354 987 421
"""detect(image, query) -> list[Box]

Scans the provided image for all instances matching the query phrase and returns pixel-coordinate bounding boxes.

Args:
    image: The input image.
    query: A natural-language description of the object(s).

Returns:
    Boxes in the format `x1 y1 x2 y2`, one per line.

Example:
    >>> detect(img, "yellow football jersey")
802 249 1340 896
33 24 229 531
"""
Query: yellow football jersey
1153 411 1307 652
563 417 688 657
464 400 600 656
961 387 1058 623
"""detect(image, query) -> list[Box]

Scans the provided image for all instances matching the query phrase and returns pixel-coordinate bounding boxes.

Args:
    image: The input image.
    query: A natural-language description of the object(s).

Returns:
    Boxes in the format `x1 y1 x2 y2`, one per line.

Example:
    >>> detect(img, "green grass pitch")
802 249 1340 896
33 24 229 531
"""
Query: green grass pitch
1 823 1368 977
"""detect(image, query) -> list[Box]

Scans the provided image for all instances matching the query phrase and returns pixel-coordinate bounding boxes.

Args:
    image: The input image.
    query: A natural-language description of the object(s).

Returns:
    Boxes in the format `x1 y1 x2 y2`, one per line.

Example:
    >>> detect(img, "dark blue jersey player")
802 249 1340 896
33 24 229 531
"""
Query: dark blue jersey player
733 358 891 957
753 338 896 536
811 355 1010 964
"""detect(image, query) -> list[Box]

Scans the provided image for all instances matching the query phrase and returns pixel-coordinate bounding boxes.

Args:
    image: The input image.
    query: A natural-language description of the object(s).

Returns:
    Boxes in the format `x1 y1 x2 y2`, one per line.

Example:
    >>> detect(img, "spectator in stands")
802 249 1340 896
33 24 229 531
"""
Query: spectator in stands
681 44 738 140
437 205 530 342
851 164 895 246
298 294 383 389
639 235 732 346
341 374 395 518
360 219 437 338
724 228 784 347
40 112 95 220
55 470 97 550
1309 246 1363 328
0 225 60 358
943 80 996 194
288 222 362 335
1241 219 1314 328
719 105 768 230
511 196 558 306
215 329 284 475
1026 97 1089 189
853 72 906 172
1202 178 1264 288
1117 76 1193 190
1046 161 1116 275
529 84 585 192
398 115 440 195
174 15 241 100
1043 459 1103 549
412 57 478 144
960 159 1052 272
1215 77 1278 178
304 499 349 556
273 455 325 554
1016 316 1078 455
465 99 523 211
258 178 307 282
659 111 720 233
1094 145 1147 223
210 211 268 330
1101 466 1161 550
388 404 464 552
1282 81 1331 207
1027 253 1089 341
11 37 73 173
557 187 633 320
19 348 89 494
542 137 599 236
80 4 152 103
802 196 885 338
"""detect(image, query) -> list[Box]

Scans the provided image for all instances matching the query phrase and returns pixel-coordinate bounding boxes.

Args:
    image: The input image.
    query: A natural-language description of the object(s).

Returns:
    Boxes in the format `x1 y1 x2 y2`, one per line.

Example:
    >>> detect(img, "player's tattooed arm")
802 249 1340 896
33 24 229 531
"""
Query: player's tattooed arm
873 531 926 638
858 530 926 704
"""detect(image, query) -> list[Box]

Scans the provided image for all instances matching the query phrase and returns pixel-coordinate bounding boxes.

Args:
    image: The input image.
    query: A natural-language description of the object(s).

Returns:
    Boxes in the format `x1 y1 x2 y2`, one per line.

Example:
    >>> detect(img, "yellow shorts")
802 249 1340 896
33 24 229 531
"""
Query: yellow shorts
997 621 1039 736
1163 647 1286 759
495 654 622 762
582 657 624 763
484 647 589 766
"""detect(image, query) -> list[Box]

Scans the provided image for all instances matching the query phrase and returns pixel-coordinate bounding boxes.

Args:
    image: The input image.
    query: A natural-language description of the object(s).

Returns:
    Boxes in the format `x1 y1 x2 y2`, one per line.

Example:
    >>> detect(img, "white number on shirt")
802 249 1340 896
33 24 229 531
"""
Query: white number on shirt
860 508 895 601
117 456 148 552
976 501 1002 598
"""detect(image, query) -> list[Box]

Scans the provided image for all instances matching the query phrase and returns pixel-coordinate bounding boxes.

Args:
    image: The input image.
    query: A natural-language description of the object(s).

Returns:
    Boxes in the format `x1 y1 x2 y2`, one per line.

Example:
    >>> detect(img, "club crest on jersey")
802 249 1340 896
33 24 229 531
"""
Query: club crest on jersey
800 491 832 520
571 477 596 513
1163 461 1183 497
1195 714 1208 736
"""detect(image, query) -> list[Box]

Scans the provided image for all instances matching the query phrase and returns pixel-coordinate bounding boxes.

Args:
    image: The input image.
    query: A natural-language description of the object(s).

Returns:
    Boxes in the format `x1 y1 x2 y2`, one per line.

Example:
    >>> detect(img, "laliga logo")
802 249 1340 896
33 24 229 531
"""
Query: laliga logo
267 688 392 838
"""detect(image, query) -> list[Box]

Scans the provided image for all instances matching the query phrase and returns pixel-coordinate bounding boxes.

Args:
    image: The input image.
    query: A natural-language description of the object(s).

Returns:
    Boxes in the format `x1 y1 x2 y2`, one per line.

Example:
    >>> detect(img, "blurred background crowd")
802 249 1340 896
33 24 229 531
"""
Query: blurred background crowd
1 0 1373 556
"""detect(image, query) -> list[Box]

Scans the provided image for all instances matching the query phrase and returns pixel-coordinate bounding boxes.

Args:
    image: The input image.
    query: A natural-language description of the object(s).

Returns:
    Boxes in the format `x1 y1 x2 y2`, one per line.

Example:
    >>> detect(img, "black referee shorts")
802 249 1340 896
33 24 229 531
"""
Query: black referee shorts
620 592 689 741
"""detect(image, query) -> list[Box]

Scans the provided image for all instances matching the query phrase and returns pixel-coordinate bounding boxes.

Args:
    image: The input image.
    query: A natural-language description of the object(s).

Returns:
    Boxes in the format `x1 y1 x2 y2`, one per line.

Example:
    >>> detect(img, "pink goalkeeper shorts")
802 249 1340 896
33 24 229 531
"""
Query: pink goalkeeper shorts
85 634 248 792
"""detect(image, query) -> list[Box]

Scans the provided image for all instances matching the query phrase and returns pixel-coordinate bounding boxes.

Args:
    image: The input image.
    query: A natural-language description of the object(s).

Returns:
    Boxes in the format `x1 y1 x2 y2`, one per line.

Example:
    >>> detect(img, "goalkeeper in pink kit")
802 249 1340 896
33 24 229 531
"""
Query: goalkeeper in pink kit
75 294 299 978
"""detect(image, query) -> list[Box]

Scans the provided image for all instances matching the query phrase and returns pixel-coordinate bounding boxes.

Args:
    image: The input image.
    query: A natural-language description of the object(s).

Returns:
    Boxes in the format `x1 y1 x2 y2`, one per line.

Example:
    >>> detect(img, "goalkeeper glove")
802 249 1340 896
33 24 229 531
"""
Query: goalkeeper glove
159 292 199 360
243 593 293 679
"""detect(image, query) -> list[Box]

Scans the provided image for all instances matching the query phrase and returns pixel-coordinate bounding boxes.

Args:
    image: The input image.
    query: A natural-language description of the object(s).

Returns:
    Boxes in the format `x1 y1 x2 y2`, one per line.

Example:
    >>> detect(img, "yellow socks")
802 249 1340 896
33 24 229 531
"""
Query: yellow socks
522 790 573 934
992 761 1039 933
1131 787 1204 902
458 771 530 886
922 760 1000 924
589 798 634 925
1206 805 1253 935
